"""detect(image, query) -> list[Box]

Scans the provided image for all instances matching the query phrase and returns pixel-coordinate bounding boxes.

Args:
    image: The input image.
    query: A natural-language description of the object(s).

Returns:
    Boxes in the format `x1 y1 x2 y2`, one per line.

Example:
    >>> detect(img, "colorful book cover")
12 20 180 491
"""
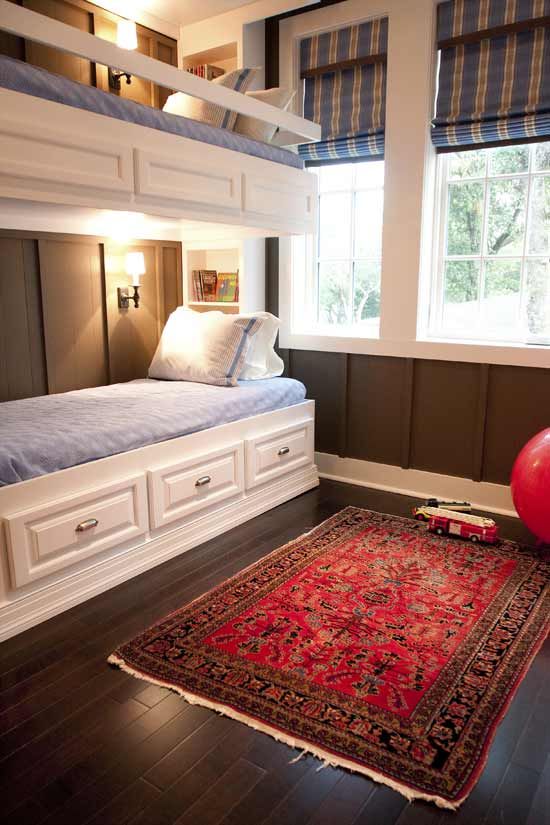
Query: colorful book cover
200 270 218 302
216 273 237 302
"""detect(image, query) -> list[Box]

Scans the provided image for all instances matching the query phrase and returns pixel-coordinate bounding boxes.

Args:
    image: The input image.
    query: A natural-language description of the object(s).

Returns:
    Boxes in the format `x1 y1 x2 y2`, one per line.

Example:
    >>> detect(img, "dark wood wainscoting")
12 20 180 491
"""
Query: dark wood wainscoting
2 0 178 108
279 349 550 487
0 232 182 401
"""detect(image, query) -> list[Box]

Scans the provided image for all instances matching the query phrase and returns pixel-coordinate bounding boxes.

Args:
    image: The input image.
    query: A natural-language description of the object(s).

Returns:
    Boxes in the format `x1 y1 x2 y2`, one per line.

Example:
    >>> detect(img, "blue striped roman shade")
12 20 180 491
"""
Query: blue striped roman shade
298 18 388 162
433 0 550 150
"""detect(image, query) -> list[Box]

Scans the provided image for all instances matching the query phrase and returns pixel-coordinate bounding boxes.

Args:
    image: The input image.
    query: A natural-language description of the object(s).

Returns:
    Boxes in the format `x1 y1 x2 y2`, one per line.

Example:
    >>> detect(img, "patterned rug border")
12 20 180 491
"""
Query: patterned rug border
108 507 550 810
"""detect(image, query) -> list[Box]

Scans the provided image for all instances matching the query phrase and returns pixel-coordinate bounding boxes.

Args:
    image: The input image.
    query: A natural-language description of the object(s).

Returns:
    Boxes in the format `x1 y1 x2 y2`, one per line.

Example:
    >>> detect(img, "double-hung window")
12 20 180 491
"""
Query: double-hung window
296 160 384 335
431 143 550 345
291 16 388 338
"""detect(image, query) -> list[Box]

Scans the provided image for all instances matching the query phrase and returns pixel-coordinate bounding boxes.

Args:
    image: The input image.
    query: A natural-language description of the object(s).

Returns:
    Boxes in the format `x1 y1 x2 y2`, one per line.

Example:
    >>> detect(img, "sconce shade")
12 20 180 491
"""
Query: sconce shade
116 19 138 51
125 251 146 285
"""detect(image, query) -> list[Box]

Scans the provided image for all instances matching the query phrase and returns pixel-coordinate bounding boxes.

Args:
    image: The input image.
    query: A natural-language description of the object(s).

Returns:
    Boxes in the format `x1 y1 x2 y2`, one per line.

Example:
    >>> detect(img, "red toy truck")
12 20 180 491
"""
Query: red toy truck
412 506 499 545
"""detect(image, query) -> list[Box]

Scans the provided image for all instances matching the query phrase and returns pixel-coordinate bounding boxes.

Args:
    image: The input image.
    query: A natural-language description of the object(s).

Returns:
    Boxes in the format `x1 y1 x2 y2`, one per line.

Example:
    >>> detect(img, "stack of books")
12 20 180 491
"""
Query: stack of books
192 270 239 303
186 65 225 80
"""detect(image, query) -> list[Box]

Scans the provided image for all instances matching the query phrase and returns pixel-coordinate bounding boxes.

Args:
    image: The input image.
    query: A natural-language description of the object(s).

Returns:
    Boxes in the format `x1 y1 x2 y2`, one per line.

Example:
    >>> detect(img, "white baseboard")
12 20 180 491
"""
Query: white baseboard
0 467 319 643
316 453 517 519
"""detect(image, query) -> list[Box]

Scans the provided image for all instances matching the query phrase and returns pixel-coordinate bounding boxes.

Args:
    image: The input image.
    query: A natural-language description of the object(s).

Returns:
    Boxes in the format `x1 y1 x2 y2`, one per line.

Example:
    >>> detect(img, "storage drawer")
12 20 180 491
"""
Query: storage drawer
134 149 242 212
245 420 314 489
148 442 244 529
243 171 317 232
0 118 134 194
4 476 148 588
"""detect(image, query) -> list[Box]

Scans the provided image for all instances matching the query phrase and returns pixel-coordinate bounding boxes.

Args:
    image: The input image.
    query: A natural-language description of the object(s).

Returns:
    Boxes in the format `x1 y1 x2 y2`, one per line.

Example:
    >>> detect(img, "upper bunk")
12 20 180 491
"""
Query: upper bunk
0 0 320 236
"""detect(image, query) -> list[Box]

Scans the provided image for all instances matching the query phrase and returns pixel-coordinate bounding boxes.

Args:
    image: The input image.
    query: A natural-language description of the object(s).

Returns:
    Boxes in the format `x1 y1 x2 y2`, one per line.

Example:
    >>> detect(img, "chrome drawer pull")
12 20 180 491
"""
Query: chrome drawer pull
75 518 98 533
195 475 211 487
278 446 290 456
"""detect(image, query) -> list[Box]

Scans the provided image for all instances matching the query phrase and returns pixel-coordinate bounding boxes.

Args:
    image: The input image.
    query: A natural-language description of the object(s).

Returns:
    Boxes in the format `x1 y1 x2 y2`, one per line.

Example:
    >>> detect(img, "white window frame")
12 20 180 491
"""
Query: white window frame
428 148 550 346
278 0 550 369
295 163 383 336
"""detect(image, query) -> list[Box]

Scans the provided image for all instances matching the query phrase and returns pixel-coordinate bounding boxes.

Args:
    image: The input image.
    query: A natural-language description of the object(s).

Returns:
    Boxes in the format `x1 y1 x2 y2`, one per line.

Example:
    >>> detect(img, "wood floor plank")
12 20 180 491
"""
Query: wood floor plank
218 747 315 825
260 764 342 825
85 778 161 825
306 773 376 825
173 757 265 825
482 762 542 825
526 753 550 825
36 702 206 825
352 784 408 825
127 720 259 825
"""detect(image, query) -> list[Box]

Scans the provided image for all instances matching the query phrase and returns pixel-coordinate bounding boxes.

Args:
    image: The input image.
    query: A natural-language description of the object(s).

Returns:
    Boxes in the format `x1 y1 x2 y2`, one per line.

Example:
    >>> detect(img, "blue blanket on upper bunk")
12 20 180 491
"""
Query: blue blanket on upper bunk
0 378 306 486
0 55 304 170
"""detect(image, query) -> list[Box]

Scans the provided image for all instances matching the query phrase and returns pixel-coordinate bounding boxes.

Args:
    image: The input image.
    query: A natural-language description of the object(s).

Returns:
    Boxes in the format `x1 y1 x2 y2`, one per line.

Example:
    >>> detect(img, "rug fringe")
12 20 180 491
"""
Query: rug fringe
107 653 462 811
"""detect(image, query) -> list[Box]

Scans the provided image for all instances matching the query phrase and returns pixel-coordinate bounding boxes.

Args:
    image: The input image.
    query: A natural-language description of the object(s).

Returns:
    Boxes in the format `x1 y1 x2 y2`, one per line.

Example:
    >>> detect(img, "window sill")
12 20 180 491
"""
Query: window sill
279 328 550 368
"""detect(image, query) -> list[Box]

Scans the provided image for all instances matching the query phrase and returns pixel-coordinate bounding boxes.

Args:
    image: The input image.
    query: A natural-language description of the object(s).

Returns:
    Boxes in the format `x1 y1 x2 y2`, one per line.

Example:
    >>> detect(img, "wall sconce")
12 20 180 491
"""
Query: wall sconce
108 19 138 91
118 251 145 309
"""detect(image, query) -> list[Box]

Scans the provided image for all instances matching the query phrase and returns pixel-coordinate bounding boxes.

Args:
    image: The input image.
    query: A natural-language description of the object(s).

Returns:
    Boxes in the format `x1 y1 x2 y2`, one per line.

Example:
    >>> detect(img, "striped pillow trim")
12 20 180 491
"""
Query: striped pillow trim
182 68 257 131
224 318 264 386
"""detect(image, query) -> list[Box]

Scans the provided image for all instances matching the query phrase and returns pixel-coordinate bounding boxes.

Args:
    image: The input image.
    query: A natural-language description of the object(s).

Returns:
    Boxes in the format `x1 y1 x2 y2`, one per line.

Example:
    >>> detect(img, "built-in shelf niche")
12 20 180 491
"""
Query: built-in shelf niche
182 42 238 77
183 239 265 316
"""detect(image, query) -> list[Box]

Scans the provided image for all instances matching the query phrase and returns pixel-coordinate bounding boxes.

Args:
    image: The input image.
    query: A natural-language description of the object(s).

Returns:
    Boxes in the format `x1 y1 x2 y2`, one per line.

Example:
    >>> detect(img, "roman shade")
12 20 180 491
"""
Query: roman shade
298 17 388 162
433 0 550 150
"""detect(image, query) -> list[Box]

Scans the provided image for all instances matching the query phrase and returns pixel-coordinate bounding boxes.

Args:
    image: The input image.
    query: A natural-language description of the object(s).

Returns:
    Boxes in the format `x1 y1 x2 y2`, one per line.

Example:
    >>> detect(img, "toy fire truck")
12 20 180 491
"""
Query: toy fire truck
412 506 499 545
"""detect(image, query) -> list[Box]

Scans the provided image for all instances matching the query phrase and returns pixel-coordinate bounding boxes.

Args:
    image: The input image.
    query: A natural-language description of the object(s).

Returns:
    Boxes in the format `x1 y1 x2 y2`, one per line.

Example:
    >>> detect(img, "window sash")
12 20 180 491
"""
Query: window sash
430 149 550 344
311 164 383 330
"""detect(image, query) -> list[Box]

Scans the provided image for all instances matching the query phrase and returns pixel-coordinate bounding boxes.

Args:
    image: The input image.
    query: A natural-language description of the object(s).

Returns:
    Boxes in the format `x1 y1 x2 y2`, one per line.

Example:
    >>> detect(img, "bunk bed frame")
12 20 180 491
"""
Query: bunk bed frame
0 1 320 235
0 1 320 639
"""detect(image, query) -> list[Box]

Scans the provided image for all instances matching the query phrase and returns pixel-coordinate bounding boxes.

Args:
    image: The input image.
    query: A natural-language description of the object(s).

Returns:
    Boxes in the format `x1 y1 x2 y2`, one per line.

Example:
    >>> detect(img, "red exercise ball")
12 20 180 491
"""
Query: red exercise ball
511 428 550 543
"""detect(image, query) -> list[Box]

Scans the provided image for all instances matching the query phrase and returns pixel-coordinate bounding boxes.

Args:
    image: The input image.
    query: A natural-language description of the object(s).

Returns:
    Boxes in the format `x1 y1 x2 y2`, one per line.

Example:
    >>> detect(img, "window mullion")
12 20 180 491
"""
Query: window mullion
478 156 491 327
349 186 357 325
519 148 536 334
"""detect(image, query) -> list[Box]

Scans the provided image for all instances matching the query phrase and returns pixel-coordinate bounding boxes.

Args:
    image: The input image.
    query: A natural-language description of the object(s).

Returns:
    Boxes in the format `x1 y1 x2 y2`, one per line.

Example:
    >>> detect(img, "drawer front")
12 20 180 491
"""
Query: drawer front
148 443 244 529
0 119 133 193
4 476 148 588
243 172 317 232
134 149 242 212
245 420 314 489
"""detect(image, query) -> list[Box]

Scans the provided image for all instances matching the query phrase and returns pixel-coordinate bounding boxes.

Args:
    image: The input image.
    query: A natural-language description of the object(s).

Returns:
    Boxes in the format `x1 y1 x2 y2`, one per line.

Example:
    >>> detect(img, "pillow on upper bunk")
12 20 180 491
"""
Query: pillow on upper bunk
234 88 296 144
148 307 263 387
163 68 258 131
238 312 284 380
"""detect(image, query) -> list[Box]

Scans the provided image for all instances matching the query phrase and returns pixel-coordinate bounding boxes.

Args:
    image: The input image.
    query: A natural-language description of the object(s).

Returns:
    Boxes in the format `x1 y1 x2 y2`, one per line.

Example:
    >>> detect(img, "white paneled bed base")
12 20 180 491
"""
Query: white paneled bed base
0 89 317 237
0 402 318 641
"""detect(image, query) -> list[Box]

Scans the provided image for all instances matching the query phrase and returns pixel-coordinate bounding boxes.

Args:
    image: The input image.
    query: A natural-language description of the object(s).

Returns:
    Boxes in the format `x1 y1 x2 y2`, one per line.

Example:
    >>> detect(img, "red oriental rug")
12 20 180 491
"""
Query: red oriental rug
109 508 550 809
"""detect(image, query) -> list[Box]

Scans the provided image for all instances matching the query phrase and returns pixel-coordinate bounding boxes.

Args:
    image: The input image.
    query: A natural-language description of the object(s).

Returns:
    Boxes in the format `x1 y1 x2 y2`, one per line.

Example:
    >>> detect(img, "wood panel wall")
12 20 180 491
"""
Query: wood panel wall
0 232 182 401
278 348 550 487
2 0 178 107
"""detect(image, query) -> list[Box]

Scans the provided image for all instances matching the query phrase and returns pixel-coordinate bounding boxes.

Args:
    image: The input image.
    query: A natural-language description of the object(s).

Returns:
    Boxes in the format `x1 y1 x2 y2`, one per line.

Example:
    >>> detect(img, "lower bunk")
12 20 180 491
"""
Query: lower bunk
0 389 318 641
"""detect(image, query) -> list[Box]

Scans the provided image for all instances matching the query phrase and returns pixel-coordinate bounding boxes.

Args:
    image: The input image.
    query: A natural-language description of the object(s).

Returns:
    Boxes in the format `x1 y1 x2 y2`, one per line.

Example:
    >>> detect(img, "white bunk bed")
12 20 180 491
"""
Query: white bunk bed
0 0 320 640
0 1 319 235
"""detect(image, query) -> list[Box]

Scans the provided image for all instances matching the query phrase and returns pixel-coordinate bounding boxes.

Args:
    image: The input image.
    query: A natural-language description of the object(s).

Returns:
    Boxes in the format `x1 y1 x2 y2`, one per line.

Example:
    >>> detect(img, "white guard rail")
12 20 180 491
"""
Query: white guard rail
0 0 321 146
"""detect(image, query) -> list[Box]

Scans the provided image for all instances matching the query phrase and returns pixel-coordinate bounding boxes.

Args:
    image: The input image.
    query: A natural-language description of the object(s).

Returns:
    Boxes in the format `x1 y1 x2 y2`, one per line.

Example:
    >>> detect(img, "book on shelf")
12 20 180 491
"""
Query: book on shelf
200 270 218 302
216 271 239 302
186 64 225 80
191 270 203 302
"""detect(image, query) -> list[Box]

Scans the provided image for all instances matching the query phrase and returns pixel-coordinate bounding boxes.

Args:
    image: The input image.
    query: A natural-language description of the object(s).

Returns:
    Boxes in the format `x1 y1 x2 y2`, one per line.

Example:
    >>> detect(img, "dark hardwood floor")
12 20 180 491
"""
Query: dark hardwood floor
0 480 548 825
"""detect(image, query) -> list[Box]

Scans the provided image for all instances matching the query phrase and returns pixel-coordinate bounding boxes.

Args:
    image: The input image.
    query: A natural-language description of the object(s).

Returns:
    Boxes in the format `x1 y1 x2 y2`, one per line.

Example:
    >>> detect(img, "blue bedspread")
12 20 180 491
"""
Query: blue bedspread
0 55 304 170
0 378 306 486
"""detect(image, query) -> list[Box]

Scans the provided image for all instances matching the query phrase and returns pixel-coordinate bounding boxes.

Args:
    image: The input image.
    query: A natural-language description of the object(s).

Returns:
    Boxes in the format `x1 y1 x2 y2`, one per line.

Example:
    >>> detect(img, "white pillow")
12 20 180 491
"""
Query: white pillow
149 307 263 387
238 312 284 380
233 87 296 143
163 68 258 130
